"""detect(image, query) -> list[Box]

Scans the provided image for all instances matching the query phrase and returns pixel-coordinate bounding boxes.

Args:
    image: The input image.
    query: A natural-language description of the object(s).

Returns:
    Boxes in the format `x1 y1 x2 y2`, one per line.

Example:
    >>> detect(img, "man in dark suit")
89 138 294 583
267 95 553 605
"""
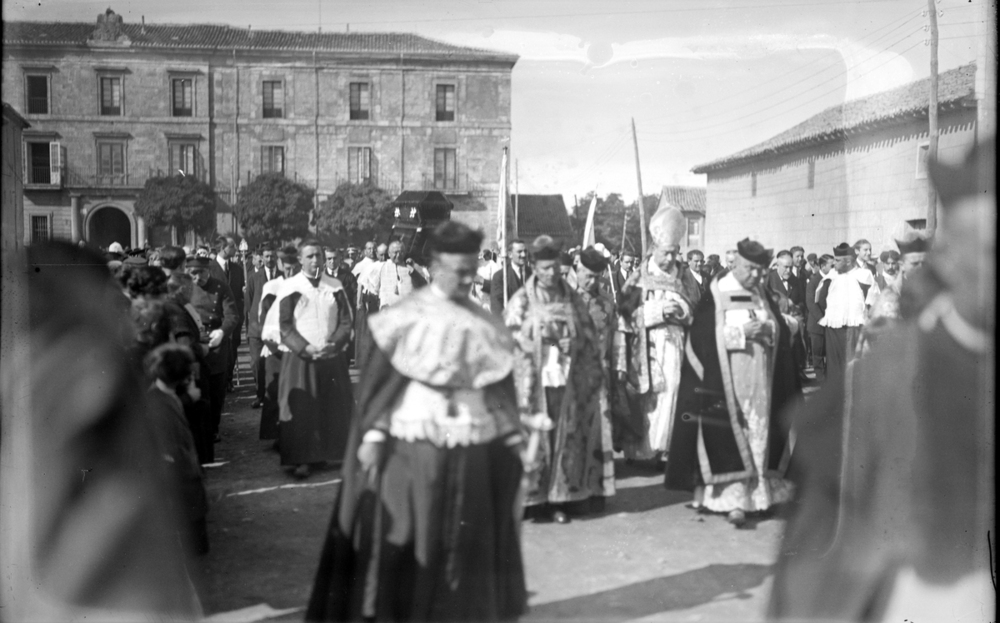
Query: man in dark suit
767 250 808 378
325 247 357 311
686 249 709 297
187 256 239 443
210 236 245 391
805 254 834 381
609 250 634 303
490 238 530 317
245 244 279 408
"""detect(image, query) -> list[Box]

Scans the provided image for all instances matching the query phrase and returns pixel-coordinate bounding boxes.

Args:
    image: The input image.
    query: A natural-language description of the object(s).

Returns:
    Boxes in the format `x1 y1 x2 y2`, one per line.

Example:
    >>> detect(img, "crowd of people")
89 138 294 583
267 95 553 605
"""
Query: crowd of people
3 137 991 622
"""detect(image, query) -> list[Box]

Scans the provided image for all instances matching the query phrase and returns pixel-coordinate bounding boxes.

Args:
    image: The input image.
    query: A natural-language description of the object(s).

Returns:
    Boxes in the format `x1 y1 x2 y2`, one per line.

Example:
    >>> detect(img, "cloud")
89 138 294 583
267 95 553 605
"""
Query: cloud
441 29 918 98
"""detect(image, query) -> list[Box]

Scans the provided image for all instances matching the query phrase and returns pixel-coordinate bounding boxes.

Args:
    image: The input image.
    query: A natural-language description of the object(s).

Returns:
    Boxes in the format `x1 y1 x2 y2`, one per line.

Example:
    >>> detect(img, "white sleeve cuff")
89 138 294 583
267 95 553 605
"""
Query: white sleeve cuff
362 429 387 443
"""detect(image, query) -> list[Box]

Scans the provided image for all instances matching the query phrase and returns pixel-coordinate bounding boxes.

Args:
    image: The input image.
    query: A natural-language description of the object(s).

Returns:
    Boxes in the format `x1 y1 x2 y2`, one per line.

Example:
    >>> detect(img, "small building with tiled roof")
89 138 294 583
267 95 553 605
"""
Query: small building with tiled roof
3 9 516 248
690 63 979 256
656 186 706 251
511 194 575 246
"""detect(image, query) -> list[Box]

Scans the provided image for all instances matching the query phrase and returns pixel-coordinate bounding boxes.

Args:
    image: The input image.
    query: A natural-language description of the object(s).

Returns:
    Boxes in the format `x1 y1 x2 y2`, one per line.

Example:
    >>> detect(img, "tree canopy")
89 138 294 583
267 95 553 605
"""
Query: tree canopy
313 182 394 248
568 192 657 254
234 173 314 245
133 174 217 237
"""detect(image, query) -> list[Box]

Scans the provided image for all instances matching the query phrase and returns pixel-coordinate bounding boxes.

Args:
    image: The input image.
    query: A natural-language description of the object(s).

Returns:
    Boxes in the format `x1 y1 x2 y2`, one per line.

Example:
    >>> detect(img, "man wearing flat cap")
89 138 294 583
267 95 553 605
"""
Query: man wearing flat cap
770 137 995 622
575 246 618 504
506 235 604 523
616 200 701 463
665 237 800 527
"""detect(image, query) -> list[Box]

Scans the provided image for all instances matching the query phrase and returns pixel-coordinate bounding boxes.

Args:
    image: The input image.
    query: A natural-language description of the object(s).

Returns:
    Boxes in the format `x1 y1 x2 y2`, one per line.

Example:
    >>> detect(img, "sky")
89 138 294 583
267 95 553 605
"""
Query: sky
4 0 986 205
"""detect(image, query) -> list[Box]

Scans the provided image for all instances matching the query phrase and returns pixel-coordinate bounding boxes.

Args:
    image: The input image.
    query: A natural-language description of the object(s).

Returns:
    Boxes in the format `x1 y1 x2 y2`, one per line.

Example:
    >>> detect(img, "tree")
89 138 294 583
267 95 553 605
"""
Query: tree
133 174 217 239
313 182 394 248
568 192 657 254
234 173 314 245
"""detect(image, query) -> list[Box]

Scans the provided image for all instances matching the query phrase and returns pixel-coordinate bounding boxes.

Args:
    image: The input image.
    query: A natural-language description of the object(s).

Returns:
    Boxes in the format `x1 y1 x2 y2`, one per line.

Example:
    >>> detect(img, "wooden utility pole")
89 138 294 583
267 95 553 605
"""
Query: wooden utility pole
514 159 520 237
631 118 648 257
976 0 997 143
926 0 940 235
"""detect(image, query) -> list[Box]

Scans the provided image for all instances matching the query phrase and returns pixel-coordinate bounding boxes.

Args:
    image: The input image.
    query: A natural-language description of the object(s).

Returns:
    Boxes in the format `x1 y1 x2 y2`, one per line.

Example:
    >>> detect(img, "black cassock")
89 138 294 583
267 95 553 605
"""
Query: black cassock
306 343 527 622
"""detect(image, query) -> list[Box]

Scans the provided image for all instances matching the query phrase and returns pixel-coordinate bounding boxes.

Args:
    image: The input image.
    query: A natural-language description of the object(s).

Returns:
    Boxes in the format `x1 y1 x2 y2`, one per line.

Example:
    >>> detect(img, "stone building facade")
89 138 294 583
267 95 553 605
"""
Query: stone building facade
2 10 516 248
692 63 979 257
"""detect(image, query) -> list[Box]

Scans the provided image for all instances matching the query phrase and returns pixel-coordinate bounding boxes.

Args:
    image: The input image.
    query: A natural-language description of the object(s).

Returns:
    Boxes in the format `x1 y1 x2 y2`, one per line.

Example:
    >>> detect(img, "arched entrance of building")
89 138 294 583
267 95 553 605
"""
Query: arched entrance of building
88 206 133 250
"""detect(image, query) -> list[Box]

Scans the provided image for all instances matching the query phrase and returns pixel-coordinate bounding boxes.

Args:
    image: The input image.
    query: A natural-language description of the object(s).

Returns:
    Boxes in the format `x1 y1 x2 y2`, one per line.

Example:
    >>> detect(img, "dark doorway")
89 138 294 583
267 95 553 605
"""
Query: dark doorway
88 207 131 250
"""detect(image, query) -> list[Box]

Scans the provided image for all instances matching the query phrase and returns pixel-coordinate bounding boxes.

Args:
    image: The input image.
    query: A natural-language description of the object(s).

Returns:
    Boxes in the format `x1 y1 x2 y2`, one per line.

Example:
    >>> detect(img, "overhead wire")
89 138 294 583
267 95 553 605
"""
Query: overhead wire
639 8 925 129
639 23 928 138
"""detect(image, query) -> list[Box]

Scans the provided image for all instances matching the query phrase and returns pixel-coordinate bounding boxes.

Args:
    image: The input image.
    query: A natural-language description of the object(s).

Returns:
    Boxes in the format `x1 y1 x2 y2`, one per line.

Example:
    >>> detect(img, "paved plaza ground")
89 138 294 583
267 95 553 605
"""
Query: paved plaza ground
196 347 792 622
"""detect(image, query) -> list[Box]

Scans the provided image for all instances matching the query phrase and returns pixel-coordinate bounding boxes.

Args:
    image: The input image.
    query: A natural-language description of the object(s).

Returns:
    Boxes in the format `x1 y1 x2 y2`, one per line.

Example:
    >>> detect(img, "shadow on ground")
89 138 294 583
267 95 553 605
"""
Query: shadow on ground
524 563 773 621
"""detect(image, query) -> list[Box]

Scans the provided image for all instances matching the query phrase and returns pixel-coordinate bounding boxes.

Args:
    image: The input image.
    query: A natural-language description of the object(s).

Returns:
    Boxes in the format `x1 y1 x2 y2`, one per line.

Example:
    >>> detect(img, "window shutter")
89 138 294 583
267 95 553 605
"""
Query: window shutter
363 148 371 181
22 141 28 184
49 141 61 186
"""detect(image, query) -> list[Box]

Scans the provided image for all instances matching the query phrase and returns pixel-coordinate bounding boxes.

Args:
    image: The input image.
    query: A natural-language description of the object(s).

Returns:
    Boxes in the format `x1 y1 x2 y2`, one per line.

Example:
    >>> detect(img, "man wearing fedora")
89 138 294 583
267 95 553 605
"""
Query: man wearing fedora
665 238 800 527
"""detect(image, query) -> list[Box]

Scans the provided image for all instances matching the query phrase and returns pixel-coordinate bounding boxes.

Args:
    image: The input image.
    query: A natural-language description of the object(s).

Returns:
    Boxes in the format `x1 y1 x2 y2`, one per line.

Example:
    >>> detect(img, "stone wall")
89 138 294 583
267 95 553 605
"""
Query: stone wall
702 108 977 256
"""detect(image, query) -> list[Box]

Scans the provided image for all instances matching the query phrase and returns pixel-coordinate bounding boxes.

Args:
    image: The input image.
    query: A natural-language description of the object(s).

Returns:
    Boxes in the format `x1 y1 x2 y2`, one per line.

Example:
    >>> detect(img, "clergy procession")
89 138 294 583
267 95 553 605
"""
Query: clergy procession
1 137 993 623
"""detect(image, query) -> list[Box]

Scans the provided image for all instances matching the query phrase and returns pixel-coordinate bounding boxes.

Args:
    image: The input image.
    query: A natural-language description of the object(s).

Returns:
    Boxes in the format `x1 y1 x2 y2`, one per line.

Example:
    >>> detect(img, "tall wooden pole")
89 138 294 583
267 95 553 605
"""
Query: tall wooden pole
976 0 997 143
514 159 520 238
631 118 648 257
926 0 940 235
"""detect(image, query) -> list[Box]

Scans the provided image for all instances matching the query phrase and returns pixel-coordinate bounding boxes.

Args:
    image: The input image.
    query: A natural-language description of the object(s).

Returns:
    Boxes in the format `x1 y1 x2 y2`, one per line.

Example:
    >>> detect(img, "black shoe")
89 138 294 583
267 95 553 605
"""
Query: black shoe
251 399 262 409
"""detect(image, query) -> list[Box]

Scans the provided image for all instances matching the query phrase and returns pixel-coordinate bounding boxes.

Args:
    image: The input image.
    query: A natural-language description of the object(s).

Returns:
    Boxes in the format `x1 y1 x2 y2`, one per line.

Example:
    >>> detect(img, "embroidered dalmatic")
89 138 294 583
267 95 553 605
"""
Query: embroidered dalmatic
576 282 616 498
506 276 604 506
625 258 701 460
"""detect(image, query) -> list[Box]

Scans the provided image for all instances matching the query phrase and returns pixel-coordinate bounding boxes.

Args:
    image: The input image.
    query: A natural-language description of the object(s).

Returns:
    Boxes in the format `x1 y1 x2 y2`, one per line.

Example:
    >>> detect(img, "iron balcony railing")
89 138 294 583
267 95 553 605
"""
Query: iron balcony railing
27 97 49 114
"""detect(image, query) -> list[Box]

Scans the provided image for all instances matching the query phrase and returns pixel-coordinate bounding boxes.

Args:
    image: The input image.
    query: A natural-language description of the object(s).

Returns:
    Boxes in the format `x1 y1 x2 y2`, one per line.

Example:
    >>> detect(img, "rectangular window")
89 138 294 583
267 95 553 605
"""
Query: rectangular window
433 148 457 190
172 78 193 117
916 143 930 179
348 147 372 184
261 146 285 174
435 84 455 122
807 159 815 189
97 142 126 185
262 81 283 118
26 75 49 114
100 76 122 116
751 171 757 197
688 218 701 237
30 215 50 243
27 142 51 184
349 83 370 120
170 143 198 177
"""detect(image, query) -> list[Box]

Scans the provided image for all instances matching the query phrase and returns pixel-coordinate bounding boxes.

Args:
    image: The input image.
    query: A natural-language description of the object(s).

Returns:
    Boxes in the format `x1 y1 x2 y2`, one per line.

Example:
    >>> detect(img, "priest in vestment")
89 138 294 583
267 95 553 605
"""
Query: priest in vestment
274 241 354 479
617 200 702 462
665 238 800 527
769 137 995 622
306 221 527 622
575 247 617 504
506 236 604 524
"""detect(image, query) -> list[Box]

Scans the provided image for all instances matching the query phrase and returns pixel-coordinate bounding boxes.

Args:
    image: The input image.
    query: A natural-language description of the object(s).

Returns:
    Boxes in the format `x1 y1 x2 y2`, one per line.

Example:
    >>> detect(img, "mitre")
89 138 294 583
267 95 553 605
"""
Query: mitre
648 195 686 249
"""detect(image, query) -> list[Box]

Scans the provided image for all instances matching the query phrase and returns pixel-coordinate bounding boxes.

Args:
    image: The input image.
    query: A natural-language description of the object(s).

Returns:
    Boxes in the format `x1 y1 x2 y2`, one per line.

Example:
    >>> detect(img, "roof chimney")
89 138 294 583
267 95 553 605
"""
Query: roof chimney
141 15 146 35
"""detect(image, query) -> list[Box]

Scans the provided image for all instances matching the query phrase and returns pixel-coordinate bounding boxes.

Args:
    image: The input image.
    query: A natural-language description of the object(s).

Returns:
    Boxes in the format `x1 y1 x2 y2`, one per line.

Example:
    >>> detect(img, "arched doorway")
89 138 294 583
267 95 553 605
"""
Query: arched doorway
88 206 132 250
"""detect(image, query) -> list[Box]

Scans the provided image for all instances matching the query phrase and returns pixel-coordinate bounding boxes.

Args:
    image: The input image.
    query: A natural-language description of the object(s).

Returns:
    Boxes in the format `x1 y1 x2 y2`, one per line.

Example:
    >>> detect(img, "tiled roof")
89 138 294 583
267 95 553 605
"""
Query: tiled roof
512 194 574 240
2 102 30 128
692 63 976 173
658 186 706 214
2 20 518 62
